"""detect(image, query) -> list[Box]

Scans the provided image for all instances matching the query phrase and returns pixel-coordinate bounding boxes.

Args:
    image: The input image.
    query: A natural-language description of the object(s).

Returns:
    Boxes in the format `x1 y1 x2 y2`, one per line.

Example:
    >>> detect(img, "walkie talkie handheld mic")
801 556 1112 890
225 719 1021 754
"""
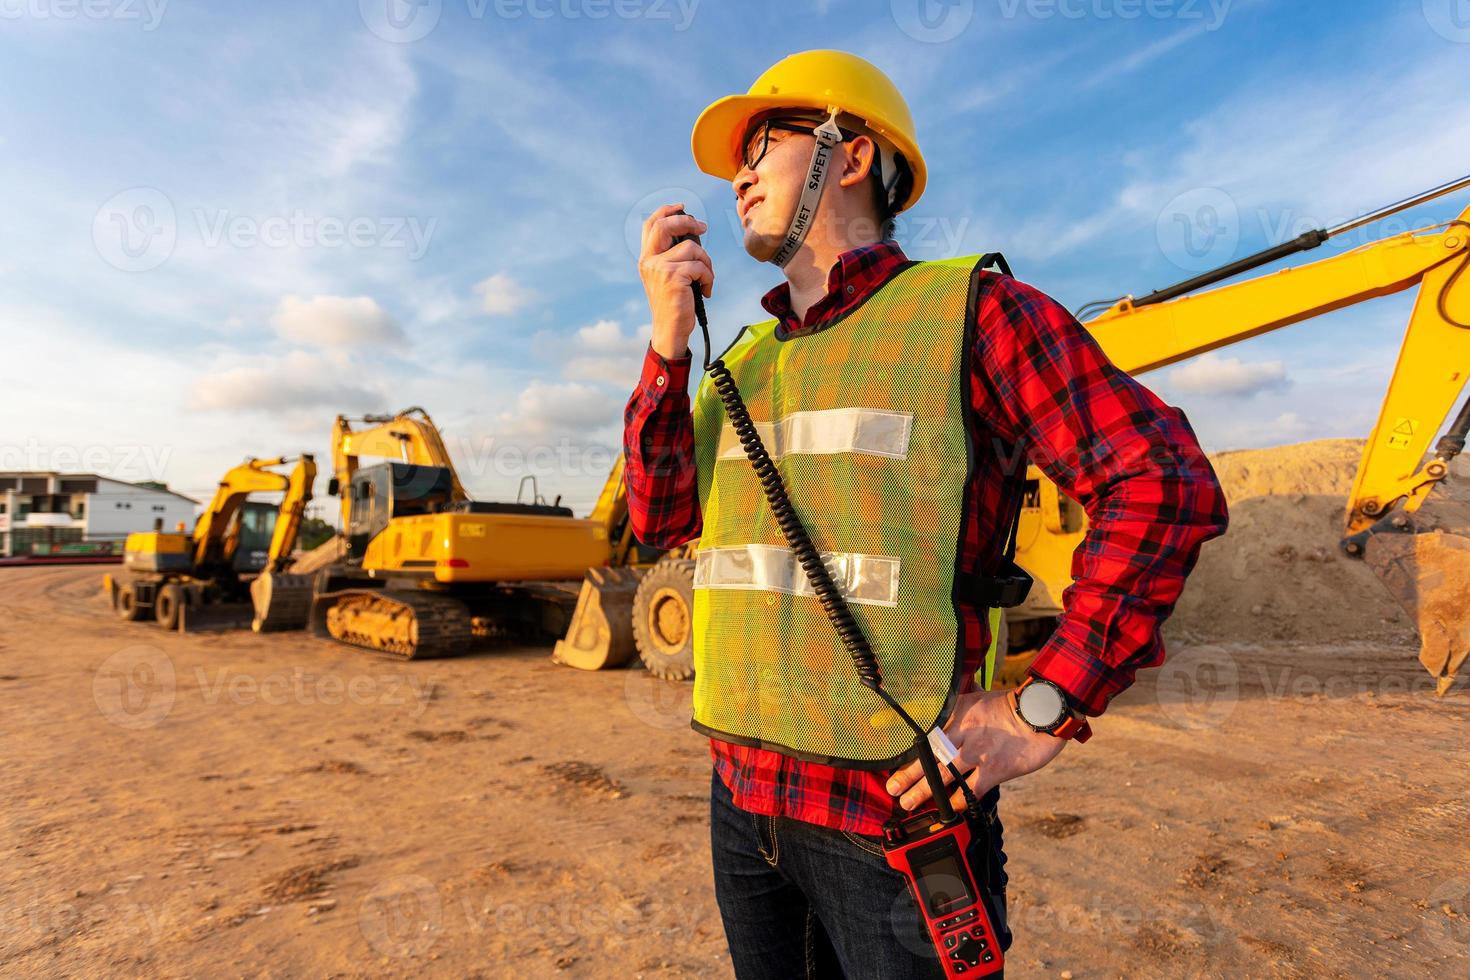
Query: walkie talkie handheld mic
666 208 1003 977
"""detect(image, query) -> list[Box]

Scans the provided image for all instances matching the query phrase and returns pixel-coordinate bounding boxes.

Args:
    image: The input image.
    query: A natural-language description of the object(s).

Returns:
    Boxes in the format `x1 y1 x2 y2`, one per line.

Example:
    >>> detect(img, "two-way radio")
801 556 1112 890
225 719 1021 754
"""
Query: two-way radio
669 212 1004 977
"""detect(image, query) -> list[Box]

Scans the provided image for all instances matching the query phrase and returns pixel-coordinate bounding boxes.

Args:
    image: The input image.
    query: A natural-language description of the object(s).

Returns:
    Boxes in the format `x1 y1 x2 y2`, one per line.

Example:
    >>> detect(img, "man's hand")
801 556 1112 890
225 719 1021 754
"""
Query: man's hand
886 690 1068 812
639 204 714 360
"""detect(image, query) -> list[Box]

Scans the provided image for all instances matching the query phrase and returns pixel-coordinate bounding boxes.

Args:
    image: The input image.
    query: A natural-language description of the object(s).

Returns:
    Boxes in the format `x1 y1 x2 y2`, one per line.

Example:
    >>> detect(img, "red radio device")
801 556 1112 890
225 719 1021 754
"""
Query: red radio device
883 808 1004 977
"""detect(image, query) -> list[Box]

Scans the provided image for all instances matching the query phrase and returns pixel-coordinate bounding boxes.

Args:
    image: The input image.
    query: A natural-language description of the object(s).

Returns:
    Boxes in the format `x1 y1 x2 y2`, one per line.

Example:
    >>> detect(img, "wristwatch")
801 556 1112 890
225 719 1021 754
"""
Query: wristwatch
1010 676 1092 743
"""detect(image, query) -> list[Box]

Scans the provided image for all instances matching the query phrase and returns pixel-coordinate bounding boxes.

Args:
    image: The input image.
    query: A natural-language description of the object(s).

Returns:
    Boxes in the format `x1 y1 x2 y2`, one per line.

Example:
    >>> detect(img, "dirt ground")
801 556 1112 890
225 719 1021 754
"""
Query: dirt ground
2 561 1467 979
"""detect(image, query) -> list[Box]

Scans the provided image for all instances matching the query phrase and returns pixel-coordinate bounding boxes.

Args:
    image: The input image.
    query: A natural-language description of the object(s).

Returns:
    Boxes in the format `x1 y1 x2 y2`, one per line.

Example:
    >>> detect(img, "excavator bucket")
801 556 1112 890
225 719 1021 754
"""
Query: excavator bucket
552 566 644 670
178 600 255 633
1359 498 1470 695
251 571 316 632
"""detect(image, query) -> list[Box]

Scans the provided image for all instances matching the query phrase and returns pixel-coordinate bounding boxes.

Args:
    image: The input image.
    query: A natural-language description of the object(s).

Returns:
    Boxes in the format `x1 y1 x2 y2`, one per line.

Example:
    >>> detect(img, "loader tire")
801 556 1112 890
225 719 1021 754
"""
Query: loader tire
632 557 695 681
116 583 144 623
155 583 184 631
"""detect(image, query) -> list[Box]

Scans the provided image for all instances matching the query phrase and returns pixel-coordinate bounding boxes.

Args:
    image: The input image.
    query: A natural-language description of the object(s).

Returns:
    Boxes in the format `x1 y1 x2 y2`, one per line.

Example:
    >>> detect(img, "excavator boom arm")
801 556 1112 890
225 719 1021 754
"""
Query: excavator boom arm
331 407 469 530
265 455 317 572
1086 207 1470 532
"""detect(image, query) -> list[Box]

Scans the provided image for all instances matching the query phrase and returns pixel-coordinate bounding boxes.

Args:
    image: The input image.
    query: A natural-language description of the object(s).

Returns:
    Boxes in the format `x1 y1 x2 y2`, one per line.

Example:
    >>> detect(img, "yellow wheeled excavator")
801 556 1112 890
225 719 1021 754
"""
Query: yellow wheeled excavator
996 174 1470 693
103 455 316 631
260 407 664 659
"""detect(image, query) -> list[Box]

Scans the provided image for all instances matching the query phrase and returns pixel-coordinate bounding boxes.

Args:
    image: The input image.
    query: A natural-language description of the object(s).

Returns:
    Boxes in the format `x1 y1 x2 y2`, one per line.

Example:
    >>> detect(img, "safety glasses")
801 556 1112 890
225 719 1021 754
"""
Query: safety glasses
740 117 853 172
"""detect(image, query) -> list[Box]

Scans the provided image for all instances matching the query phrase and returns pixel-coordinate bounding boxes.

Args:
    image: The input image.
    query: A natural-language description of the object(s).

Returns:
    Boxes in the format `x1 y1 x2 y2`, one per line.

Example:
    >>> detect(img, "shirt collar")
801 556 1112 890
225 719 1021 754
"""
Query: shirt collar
760 240 909 335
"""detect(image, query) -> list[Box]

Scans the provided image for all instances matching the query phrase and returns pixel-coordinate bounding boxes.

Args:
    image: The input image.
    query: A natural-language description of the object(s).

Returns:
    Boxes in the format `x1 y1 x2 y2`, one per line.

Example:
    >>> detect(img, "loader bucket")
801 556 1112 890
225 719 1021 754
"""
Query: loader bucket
178 600 255 633
1359 498 1470 695
251 571 315 632
552 566 644 670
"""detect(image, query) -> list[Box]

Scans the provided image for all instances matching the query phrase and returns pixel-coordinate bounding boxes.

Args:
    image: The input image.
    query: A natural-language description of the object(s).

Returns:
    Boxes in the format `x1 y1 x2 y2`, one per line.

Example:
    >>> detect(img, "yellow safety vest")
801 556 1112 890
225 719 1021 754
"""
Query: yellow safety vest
690 255 1001 768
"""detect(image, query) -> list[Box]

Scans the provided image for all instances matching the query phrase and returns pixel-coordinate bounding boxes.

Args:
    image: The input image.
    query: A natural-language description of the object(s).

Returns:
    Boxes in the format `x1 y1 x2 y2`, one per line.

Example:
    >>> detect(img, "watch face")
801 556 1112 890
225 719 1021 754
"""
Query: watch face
1017 681 1066 729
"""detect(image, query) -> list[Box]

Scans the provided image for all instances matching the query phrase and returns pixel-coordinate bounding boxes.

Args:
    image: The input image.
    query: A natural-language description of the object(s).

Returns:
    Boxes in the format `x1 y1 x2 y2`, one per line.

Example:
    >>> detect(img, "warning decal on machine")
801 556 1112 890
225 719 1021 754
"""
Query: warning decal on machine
1387 417 1418 449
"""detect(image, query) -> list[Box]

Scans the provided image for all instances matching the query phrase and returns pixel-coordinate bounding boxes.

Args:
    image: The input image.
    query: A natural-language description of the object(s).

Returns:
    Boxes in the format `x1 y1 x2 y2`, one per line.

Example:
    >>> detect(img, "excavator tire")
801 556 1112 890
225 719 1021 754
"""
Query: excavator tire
155 583 184 631
251 571 314 632
632 556 696 681
551 567 643 670
311 587 472 659
115 582 145 623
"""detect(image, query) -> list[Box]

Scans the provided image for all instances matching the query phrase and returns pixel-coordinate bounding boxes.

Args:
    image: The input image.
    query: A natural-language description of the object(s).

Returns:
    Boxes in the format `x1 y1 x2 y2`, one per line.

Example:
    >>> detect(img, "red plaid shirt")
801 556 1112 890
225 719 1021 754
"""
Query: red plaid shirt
623 241 1228 835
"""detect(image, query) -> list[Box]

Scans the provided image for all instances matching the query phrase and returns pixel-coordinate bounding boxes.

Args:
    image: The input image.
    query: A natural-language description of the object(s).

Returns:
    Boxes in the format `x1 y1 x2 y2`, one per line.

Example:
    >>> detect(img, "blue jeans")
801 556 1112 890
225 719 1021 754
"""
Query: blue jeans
709 770 1010 979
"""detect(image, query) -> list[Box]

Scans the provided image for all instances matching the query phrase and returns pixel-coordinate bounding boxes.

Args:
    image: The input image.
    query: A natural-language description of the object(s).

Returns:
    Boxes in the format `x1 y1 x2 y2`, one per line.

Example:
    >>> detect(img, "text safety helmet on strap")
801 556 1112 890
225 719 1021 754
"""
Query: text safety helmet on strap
691 51 927 263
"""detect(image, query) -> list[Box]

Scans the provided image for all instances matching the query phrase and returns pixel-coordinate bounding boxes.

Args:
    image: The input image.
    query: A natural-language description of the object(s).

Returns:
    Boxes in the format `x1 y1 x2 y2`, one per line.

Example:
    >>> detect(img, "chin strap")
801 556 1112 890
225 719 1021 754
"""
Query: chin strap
770 107 845 268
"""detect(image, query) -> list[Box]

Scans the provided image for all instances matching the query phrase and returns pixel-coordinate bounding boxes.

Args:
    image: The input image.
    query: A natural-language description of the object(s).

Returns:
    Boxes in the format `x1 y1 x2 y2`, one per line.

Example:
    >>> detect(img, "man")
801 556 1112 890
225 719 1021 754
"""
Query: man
624 50 1228 978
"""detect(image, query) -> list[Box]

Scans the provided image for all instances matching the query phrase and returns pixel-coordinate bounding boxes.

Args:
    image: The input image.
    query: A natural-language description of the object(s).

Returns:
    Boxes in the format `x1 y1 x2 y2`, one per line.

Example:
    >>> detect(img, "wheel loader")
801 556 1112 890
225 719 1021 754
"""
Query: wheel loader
103 455 316 632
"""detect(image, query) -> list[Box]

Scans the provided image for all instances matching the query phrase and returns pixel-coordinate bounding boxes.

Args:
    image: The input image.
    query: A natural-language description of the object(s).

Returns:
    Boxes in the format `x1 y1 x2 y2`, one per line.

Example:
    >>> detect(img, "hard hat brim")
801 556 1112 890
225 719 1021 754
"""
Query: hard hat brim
691 93 927 214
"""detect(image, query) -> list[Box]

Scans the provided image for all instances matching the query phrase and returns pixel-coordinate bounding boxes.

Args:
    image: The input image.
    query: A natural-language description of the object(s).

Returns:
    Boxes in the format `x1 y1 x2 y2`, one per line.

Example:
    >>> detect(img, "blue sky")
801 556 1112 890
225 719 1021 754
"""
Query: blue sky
2 0 1468 514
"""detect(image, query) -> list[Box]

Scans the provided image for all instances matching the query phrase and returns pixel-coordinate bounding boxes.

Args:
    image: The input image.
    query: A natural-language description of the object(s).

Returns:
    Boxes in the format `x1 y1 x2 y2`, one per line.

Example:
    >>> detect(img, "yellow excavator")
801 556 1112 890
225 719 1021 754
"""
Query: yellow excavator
103 455 316 631
254 407 663 659
995 174 1470 693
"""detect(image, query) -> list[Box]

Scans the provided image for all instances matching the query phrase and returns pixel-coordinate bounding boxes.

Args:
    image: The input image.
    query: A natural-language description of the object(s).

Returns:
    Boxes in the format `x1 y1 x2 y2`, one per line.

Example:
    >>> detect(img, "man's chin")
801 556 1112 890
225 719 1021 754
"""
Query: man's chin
742 225 782 263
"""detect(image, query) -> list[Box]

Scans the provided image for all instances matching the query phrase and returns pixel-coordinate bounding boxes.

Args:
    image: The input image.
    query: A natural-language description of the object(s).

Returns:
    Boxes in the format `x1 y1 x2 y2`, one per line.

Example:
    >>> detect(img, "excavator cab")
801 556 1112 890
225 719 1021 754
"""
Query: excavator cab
344 463 458 560
232 501 279 573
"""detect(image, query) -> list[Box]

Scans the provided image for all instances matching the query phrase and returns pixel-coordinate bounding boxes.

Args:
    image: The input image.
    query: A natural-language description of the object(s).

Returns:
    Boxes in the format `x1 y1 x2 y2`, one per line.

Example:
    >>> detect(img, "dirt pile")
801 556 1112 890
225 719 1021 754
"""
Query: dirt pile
1167 438 1469 646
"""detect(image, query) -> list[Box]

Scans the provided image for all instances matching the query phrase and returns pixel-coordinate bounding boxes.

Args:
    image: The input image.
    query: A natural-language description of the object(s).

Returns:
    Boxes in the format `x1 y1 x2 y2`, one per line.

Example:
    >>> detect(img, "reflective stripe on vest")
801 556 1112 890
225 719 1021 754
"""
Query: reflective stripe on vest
695 544 901 607
715 407 915 461
689 255 995 768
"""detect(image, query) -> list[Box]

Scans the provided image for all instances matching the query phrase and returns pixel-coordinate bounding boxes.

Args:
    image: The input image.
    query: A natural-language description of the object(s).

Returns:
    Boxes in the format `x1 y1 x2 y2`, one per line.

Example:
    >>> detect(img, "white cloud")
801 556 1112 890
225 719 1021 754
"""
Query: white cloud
269 294 403 348
1169 352 1290 397
493 380 622 441
559 319 652 385
474 271 537 316
188 349 384 414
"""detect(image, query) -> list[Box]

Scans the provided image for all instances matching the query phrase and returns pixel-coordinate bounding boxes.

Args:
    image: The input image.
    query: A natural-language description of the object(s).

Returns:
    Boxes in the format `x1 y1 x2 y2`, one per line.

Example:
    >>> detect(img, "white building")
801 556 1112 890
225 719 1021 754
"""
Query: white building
0 472 198 558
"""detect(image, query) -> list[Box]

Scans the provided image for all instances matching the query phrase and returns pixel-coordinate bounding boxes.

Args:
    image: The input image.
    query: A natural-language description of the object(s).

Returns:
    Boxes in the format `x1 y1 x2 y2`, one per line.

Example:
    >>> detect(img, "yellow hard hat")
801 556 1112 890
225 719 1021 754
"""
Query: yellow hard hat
691 50 926 214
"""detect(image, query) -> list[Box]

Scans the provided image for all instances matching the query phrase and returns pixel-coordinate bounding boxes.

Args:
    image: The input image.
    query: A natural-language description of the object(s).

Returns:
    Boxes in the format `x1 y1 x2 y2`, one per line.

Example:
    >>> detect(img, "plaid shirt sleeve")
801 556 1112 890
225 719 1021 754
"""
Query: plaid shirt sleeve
623 343 703 549
972 274 1229 716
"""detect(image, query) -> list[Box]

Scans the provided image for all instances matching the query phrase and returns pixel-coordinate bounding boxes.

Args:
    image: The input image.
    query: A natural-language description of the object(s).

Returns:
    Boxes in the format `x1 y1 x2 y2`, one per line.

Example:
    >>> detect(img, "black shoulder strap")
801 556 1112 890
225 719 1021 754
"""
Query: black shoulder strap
967 250 1031 607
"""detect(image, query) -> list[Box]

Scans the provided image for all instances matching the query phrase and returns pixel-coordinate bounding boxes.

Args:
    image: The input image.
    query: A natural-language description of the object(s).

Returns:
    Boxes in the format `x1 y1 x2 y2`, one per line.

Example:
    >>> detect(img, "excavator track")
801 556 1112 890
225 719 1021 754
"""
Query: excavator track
311 588 472 659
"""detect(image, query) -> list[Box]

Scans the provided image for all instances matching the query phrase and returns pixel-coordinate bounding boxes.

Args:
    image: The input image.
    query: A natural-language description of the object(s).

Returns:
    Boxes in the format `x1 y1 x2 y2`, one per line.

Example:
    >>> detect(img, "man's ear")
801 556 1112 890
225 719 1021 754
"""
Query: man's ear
837 135 877 189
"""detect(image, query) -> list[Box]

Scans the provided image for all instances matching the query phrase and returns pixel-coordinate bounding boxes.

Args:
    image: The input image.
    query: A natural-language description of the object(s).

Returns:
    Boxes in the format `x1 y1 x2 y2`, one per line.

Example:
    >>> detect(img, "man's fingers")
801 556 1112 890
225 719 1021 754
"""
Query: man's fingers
897 765 963 812
641 203 685 239
667 259 713 293
643 210 708 257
